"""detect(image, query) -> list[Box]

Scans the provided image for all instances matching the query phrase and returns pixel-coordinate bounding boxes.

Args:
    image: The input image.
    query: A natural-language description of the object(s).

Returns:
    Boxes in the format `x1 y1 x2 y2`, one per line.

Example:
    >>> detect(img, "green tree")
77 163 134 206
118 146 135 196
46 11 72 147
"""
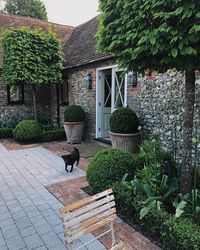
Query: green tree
97 0 200 193
2 27 63 120
4 0 47 20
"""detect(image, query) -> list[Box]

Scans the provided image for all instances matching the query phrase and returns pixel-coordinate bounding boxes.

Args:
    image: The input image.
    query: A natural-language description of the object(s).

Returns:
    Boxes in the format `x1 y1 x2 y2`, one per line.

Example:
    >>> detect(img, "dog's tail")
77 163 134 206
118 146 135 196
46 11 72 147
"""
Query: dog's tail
74 148 80 166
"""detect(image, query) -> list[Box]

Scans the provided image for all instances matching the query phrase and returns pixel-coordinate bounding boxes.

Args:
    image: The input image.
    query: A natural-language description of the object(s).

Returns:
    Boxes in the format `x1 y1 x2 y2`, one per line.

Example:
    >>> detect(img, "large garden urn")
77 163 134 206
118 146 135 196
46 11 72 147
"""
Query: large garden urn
109 107 141 153
63 105 86 144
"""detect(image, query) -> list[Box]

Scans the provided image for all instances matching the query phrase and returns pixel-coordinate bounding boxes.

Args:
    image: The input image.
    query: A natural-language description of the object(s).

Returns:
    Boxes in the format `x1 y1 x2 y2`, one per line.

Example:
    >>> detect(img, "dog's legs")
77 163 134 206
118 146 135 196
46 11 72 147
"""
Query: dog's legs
65 164 68 172
70 164 74 172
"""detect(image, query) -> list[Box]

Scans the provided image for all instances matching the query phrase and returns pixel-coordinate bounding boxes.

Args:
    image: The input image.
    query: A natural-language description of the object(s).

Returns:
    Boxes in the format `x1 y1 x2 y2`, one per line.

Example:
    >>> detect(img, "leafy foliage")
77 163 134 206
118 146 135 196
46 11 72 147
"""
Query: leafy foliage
98 0 200 72
131 174 178 219
2 27 63 120
0 128 13 138
141 210 200 250
41 129 65 142
113 182 200 249
139 134 177 179
112 181 136 218
2 27 63 86
64 105 86 122
112 135 179 219
4 0 48 20
86 148 142 193
109 107 139 133
174 189 200 224
13 120 42 142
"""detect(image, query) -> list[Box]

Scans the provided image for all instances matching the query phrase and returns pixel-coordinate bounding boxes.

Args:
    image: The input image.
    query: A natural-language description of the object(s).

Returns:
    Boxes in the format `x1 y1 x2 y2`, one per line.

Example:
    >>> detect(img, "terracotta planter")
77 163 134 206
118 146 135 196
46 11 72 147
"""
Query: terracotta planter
109 131 141 153
63 121 85 144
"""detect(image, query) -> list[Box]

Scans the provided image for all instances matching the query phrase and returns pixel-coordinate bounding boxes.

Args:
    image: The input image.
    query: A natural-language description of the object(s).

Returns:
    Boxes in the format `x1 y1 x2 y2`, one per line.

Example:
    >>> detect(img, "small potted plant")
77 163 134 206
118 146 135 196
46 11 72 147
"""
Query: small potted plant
109 107 141 153
63 105 86 144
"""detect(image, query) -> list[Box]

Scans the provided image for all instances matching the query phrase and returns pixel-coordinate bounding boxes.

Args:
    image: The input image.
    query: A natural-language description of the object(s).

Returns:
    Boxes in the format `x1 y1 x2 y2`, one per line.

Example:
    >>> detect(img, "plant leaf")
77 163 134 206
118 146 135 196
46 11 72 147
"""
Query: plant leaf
140 200 156 219
171 48 178 58
121 173 129 182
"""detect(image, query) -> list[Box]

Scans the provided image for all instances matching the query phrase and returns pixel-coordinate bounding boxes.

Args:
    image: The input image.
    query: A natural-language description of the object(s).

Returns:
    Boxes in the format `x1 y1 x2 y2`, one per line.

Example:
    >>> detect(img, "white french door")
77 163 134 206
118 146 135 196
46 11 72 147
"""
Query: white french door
96 66 127 138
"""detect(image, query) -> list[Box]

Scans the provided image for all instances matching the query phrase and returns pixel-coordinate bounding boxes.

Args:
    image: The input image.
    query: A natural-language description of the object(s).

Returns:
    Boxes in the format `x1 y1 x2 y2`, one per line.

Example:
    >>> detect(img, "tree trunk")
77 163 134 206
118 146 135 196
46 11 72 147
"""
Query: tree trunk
32 85 37 121
180 70 196 194
56 84 60 127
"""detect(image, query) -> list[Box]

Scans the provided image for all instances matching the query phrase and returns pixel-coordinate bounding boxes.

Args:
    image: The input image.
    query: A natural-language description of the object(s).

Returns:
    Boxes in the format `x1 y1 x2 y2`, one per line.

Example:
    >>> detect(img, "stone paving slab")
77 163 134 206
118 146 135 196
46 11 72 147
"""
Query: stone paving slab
0 143 106 250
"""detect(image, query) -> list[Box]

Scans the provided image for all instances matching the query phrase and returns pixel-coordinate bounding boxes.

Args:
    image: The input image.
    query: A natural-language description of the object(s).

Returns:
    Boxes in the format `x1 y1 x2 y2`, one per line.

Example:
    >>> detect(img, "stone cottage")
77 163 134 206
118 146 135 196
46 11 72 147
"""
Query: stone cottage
0 14 199 160
0 12 74 127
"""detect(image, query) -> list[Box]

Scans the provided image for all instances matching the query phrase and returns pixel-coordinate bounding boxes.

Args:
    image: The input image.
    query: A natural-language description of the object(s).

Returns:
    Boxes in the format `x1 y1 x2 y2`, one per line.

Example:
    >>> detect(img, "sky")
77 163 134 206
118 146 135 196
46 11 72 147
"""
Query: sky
0 0 99 27
42 0 99 26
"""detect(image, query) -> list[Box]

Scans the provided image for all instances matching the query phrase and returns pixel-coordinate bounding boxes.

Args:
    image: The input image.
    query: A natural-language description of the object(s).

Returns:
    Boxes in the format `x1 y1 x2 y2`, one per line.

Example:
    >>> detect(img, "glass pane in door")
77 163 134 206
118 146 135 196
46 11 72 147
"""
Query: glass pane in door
114 71 125 108
104 73 112 108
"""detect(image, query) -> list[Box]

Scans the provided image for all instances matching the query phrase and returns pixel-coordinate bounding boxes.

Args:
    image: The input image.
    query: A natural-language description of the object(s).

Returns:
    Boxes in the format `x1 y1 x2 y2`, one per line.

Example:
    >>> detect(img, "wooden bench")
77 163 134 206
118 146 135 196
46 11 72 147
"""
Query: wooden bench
60 188 127 250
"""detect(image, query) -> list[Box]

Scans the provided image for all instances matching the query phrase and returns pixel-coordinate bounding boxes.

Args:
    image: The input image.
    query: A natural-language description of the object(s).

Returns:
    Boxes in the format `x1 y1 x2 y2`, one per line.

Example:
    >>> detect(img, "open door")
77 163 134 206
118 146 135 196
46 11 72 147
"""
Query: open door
96 67 127 138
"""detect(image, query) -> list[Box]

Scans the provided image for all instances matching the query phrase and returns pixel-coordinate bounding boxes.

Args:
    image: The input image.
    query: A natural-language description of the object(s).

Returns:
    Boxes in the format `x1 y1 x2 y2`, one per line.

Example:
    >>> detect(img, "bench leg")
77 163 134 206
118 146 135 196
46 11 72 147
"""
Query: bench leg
111 221 116 247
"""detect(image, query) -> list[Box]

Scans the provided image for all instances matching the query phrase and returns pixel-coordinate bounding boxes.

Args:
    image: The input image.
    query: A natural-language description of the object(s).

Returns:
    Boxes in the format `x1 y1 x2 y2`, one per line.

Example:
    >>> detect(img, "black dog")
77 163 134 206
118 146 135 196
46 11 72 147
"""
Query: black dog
61 148 80 172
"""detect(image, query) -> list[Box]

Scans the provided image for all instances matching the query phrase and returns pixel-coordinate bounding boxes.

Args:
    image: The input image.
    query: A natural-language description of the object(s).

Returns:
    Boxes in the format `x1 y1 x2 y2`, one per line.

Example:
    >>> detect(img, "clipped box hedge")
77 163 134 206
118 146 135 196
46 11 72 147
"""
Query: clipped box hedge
41 129 66 142
13 120 42 143
86 148 144 193
0 124 65 143
0 128 13 139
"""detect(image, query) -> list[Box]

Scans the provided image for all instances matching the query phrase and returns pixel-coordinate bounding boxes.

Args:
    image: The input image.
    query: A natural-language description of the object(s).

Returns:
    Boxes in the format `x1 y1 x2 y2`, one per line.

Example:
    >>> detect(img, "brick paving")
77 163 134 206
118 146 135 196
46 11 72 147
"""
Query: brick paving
48 178 161 250
0 143 105 250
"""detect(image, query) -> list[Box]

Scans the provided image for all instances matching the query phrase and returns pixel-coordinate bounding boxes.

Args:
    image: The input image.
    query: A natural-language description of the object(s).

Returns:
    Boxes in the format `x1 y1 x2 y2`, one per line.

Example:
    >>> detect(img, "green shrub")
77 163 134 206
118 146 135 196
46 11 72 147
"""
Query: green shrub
139 137 177 179
141 210 200 250
112 181 137 219
86 148 142 193
110 107 139 134
64 105 86 122
13 120 42 142
140 209 170 244
0 128 13 139
37 113 52 126
112 180 200 250
41 129 65 142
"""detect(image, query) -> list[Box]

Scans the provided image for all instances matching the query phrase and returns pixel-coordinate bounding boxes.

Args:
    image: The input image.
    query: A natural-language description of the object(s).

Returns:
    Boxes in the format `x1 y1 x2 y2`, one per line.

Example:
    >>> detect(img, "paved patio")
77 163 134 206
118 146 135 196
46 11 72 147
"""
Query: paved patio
0 143 106 250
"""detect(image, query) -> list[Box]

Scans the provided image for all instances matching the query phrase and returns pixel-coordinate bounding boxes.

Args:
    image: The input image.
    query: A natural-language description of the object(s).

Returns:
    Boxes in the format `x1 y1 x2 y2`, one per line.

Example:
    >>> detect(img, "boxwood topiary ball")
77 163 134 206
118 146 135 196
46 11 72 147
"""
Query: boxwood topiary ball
110 107 139 134
13 120 42 143
86 148 141 193
64 105 86 122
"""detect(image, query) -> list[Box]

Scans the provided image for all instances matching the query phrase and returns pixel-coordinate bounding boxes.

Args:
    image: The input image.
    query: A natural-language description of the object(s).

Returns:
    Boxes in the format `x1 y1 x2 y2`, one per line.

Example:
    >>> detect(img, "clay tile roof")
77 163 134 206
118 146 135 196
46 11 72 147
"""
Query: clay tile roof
0 12 74 67
63 16 113 69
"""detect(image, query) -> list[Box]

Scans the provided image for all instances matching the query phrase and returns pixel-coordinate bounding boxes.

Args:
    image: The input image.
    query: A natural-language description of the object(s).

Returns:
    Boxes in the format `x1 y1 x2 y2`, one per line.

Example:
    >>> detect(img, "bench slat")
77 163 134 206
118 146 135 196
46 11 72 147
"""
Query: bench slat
63 201 115 229
66 214 117 243
60 188 113 214
64 207 116 238
62 195 114 222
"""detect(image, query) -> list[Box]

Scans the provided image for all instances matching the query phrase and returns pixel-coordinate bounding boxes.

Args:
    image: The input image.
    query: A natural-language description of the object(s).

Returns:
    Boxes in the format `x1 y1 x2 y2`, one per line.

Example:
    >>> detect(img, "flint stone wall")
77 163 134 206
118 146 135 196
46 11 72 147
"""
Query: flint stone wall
129 70 200 164
0 106 34 128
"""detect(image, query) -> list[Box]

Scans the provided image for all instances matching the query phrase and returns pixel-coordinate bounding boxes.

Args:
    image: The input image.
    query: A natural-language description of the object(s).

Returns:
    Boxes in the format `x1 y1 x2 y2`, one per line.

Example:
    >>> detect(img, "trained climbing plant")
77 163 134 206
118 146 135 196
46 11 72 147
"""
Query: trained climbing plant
2 27 63 120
